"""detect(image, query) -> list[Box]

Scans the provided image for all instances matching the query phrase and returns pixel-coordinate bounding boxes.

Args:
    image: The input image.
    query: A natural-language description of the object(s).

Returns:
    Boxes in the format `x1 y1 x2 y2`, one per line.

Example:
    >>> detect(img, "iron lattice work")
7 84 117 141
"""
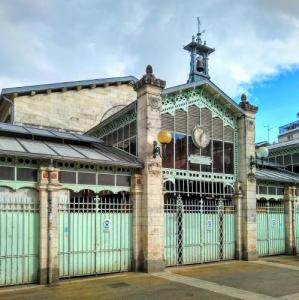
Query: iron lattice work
164 179 234 198
164 194 235 266
58 193 133 278
161 86 238 188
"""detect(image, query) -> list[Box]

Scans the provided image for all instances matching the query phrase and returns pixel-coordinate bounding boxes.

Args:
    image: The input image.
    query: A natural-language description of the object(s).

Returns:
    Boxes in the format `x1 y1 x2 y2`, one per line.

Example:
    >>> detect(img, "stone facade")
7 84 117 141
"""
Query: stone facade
237 94 259 260
133 66 166 272
12 84 136 132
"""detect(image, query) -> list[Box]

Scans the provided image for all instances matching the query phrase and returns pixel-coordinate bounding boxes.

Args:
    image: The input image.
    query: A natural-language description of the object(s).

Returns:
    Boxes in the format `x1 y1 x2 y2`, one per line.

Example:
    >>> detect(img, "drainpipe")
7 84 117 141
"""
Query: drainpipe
2 95 14 123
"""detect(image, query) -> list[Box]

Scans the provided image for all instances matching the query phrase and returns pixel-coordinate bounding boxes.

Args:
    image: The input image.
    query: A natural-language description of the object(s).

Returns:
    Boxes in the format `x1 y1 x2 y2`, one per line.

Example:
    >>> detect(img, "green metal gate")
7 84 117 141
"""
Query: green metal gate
164 195 235 266
256 201 285 256
0 191 39 286
59 193 132 278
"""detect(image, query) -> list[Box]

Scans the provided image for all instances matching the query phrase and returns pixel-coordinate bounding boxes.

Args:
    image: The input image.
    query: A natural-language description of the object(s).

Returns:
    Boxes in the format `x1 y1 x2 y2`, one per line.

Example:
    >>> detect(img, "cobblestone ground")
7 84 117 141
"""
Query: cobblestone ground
1 256 299 300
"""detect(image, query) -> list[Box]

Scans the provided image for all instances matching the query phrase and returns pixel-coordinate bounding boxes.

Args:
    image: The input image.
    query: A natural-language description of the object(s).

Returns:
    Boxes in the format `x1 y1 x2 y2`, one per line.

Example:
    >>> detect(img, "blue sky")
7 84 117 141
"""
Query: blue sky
248 70 299 143
0 0 298 143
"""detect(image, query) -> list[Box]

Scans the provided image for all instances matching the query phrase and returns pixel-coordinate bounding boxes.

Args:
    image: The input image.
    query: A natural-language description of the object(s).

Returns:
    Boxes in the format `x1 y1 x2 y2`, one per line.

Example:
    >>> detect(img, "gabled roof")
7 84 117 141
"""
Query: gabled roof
1 76 137 97
0 122 142 168
162 78 246 117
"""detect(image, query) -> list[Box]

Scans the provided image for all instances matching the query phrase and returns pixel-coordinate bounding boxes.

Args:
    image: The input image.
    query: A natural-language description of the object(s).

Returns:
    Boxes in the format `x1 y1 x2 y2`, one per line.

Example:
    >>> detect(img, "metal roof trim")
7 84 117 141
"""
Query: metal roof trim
1 76 138 96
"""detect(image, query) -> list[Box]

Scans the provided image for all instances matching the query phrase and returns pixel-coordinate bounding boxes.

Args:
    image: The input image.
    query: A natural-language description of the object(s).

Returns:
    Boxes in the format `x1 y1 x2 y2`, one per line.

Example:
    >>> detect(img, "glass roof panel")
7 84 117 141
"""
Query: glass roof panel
51 131 79 140
25 127 56 137
71 145 110 160
0 137 26 152
46 143 85 158
0 123 29 134
19 139 56 155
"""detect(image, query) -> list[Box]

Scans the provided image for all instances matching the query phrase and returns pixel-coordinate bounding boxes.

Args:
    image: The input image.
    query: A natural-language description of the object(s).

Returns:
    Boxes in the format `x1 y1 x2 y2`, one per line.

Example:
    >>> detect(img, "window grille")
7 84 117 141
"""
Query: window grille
60 171 76 184
116 175 131 187
98 174 115 186
259 186 267 194
78 172 96 185
212 117 223 140
0 166 15 181
175 110 187 133
224 126 234 143
16 168 38 182
162 113 174 132
293 153 299 164
188 106 200 135
201 108 212 137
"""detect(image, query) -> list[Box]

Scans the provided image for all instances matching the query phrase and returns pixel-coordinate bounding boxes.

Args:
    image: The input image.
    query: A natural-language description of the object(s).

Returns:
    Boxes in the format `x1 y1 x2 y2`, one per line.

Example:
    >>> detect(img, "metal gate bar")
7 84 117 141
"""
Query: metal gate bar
164 195 235 266
0 192 39 286
59 194 132 278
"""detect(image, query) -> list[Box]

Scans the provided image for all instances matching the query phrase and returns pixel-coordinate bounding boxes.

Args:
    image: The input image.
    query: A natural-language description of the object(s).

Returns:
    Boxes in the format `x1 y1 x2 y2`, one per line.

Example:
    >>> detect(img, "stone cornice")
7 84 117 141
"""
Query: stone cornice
134 65 166 91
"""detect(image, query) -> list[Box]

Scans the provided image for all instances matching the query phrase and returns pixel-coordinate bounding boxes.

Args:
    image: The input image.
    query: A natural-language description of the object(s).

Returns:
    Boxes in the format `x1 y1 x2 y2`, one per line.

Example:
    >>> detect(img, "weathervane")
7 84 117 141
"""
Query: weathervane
196 17 205 44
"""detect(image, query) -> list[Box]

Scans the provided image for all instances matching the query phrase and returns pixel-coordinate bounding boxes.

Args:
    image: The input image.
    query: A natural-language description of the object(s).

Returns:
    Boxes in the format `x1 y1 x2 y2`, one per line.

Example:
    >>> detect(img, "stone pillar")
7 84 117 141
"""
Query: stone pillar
133 65 166 272
237 94 259 260
47 167 61 284
37 167 49 284
131 173 143 271
284 185 297 255
233 182 243 260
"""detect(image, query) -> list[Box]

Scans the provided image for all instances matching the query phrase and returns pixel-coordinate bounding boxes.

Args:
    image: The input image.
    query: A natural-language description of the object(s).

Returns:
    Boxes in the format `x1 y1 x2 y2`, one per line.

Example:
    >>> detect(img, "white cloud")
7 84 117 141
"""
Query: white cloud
0 0 298 98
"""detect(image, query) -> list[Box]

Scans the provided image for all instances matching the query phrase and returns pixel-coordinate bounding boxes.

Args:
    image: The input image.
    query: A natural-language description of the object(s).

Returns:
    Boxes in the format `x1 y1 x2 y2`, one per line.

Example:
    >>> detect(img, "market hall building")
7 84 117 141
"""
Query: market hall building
0 26 299 287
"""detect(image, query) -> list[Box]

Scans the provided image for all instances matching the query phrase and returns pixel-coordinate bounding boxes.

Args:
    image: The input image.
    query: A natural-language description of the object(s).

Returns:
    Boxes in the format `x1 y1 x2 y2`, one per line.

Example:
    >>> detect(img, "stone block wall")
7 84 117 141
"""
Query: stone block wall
13 84 136 132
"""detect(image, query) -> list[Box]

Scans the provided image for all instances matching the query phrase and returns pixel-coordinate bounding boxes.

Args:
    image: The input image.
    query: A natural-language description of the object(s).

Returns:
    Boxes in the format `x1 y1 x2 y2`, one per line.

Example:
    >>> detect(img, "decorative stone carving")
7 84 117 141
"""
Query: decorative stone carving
148 96 161 111
147 162 162 176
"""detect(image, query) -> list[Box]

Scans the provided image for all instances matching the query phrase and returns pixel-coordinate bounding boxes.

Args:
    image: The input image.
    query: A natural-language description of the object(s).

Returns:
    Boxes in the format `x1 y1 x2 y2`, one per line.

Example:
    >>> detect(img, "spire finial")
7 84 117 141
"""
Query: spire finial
196 17 205 44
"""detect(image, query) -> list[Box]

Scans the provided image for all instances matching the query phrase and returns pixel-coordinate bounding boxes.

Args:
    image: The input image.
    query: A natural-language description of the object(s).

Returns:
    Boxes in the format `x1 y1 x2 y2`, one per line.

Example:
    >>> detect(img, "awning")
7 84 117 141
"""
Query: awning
256 168 299 184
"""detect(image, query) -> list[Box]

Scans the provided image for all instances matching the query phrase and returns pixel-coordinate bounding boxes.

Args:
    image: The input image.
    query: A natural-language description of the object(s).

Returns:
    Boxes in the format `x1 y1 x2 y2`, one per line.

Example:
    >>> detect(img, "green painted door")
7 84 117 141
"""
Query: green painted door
59 194 132 278
257 201 285 256
0 191 39 286
164 196 235 266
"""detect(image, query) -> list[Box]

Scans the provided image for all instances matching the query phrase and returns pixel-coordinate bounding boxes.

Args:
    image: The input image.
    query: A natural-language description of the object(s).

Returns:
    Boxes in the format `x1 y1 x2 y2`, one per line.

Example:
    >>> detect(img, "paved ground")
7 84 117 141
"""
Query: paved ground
2 256 299 300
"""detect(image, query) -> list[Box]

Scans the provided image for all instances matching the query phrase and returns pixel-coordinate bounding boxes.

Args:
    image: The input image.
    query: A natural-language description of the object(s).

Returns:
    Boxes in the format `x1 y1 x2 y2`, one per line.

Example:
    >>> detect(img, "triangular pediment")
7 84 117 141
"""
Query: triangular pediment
162 78 244 119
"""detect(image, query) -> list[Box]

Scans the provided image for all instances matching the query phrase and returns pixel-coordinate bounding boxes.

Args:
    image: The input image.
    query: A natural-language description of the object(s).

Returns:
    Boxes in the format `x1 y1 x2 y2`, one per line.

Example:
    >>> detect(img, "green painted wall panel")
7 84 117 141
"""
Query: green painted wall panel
257 208 285 256
0 211 39 286
164 203 235 266
164 213 178 266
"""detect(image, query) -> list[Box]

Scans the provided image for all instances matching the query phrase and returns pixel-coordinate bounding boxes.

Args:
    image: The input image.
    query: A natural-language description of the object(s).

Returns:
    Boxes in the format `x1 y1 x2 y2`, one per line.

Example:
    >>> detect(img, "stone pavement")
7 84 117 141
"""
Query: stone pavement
2 256 299 300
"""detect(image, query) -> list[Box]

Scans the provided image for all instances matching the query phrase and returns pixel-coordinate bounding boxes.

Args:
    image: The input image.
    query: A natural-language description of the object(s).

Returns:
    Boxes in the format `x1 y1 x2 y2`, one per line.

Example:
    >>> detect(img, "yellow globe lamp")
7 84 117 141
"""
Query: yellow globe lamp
157 130 172 145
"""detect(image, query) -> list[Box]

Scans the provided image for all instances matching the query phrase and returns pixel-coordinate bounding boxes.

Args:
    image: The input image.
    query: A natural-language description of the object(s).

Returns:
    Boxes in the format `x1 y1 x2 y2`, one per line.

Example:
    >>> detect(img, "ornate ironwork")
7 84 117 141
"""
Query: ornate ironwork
91 109 136 138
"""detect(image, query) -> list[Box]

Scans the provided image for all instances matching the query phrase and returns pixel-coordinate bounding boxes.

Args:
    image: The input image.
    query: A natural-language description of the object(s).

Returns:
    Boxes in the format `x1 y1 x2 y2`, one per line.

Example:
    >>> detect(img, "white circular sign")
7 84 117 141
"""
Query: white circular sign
192 125 210 149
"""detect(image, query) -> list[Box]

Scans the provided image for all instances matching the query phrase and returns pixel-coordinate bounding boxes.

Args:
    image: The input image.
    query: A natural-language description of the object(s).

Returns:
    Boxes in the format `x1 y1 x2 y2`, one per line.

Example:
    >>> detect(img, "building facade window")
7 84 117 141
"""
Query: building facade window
161 106 235 176
102 120 137 156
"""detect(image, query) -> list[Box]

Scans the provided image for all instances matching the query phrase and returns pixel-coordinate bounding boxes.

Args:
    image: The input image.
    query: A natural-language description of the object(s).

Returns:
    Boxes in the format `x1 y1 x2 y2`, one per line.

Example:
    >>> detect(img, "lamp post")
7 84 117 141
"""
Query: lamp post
153 130 172 158
249 146 269 174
